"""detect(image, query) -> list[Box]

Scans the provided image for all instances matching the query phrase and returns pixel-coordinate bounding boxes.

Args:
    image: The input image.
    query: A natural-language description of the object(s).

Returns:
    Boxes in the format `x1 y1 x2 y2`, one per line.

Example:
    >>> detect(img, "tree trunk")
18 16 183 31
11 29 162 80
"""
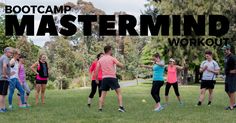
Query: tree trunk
183 68 188 85
83 73 86 87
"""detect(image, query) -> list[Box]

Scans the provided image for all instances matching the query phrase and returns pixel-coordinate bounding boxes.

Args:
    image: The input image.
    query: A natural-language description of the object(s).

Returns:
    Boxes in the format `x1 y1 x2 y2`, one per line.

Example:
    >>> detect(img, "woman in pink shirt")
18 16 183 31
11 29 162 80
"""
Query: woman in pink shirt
30 54 49 105
87 53 103 107
17 55 31 106
165 58 184 105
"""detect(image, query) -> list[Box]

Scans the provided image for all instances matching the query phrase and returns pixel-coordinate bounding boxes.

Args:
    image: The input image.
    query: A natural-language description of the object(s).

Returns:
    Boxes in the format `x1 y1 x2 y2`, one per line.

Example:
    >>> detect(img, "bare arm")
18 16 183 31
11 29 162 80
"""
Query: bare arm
9 58 15 66
176 65 184 70
116 61 124 68
2 63 8 79
30 62 39 74
200 65 208 73
208 69 220 74
230 69 236 74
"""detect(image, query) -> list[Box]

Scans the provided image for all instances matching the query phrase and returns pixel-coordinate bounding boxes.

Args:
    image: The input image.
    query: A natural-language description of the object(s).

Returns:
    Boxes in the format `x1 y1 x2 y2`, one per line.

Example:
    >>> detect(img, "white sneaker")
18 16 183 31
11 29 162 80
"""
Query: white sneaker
88 98 92 104
8 105 13 110
154 106 164 112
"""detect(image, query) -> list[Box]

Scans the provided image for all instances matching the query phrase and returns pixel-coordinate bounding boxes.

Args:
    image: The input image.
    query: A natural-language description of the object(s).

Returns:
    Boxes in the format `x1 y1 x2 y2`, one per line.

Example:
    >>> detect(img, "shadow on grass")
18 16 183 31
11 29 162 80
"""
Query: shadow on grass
141 81 225 87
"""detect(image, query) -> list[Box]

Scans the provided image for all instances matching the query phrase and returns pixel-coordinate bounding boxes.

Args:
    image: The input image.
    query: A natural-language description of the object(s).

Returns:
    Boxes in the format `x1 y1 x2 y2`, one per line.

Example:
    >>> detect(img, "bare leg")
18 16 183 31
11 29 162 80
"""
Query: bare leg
41 84 47 104
35 84 41 105
208 89 213 103
155 102 161 109
115 88 123 107
198 88 206 103
229 92 235 109
0 95 6 109
165 96 169 104
99 91 107 109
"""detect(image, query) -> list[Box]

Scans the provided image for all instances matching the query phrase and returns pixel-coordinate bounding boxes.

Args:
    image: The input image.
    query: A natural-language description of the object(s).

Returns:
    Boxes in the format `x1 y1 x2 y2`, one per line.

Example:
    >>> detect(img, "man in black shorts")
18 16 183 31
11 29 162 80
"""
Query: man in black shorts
223 45 236 110
0 47 13 112
196 50 220 106
95 46 125 112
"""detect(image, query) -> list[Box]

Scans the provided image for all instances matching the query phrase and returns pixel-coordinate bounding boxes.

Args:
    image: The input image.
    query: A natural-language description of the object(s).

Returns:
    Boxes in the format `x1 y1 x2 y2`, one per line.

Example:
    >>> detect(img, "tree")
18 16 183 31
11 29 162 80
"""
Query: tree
0 15 16 54
16 36 40 86
44 37 77 89
143 0 236 84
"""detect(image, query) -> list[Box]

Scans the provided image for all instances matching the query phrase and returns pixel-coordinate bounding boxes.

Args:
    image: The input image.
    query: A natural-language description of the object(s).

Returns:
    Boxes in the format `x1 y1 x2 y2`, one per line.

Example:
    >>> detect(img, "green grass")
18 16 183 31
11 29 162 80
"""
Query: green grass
0 83 236 123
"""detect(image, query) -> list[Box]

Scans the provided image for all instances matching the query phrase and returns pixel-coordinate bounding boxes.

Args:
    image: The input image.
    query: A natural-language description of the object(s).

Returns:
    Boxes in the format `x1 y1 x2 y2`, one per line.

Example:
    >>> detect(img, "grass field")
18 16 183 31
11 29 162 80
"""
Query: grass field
0 82 236 123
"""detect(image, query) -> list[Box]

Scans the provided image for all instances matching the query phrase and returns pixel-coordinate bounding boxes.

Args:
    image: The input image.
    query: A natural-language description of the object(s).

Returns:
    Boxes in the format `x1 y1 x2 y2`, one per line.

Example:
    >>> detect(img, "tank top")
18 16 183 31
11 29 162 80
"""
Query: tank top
10 60 19 79
18 64 26 83
36 61 48 80
167 65 177 83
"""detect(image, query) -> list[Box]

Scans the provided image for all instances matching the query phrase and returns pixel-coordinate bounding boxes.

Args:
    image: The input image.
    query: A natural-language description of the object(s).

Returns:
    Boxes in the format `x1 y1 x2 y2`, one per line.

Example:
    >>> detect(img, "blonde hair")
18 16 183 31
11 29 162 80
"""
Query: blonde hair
39 53 46 60
13 49 20 56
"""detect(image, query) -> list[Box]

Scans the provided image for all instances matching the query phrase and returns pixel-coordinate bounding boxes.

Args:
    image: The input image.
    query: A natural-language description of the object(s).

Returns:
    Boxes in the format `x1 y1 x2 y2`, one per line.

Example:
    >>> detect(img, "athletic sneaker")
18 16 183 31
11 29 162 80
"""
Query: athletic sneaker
224 104 236 110
195 101 201 106
118 107 126 112
154 106 164 112
19 104 28 108
8 105 13 110
2 108 8 112
88 98 92 104
88 104 91 108
98 108 102 112
0 108 6 113
225 106 234 110
179 102 184 106
207 101 211 106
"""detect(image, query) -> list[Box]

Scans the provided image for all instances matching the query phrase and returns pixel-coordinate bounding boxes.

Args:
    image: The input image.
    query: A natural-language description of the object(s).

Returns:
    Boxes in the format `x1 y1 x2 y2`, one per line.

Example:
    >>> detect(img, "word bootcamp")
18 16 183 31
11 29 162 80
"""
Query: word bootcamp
4 5 232 47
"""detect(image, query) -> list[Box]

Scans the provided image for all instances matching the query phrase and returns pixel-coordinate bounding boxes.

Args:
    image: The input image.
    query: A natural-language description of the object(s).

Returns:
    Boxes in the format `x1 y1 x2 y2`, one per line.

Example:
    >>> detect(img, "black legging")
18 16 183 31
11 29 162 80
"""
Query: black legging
89 80 102 98
151 81 164 103
165 82 180 96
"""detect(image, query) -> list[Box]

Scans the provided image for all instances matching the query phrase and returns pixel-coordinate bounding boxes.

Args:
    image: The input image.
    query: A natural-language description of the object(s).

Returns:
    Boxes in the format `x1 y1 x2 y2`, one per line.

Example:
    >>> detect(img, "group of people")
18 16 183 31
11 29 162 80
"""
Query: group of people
0 47 49 113
87 45 236 112
87 46 126 112
0 44 235 113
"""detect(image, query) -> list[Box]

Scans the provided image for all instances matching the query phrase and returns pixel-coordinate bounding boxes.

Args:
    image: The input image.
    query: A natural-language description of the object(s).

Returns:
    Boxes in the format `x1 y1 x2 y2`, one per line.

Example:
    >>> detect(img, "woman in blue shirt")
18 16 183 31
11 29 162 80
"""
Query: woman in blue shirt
141 53 165 112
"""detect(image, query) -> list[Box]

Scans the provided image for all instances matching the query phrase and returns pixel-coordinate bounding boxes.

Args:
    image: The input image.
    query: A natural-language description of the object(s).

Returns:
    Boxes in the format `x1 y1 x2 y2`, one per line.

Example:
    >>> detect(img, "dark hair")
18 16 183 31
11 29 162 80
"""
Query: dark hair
104 45 112 53
19 55 26 59
205 50 212 55
97 53 103 60
153 53 160 58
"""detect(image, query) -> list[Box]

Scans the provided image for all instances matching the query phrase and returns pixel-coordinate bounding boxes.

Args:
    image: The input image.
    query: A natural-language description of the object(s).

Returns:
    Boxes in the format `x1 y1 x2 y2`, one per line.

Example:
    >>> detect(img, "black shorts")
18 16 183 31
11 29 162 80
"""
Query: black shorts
0 80 9 95
36 79 48 84
225 75 236 93
100 78 120 91
200 80 216 89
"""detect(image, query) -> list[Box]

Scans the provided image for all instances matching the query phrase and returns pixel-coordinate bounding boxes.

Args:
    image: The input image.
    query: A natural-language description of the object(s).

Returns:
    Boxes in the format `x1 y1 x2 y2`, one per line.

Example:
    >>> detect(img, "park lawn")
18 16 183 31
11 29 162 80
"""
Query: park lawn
0 83 236 123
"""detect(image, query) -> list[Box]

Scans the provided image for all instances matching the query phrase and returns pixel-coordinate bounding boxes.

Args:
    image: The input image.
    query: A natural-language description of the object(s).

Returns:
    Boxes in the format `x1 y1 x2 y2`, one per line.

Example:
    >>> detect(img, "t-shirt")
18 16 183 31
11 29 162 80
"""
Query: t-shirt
153 61 165 81
167 65 177 83
224 53 236 76
200 60 220 80
0 55 10 80
89 60 103 80
10 60 19 79
98 55 119 78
